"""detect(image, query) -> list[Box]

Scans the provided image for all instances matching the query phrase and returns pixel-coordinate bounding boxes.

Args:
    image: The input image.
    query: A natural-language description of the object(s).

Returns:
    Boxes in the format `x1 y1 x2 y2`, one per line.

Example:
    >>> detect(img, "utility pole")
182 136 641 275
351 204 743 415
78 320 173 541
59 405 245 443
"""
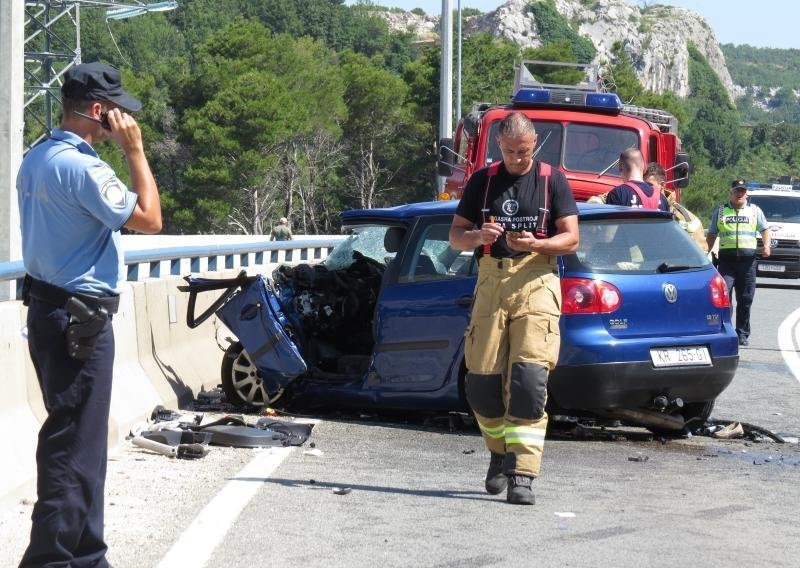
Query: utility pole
438 0 453 192
456 0 462 126
0 1 24 300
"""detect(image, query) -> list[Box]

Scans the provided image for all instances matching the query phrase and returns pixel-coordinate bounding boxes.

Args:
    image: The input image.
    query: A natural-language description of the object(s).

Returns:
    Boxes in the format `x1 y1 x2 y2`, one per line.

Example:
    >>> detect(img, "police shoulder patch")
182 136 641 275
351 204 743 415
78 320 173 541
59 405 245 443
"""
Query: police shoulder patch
100 177 127 208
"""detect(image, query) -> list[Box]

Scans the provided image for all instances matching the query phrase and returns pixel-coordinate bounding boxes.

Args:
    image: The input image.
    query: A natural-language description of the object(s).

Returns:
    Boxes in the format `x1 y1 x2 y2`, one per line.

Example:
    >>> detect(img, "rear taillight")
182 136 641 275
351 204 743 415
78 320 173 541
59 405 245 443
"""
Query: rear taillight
710 273 730 308
561 277 621 314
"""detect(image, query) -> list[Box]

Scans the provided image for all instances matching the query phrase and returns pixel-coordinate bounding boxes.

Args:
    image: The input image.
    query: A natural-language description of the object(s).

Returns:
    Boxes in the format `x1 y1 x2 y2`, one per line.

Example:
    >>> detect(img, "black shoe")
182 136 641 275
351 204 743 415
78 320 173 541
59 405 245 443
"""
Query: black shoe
738 336 749 346
506 474 535 505
485 452 507 495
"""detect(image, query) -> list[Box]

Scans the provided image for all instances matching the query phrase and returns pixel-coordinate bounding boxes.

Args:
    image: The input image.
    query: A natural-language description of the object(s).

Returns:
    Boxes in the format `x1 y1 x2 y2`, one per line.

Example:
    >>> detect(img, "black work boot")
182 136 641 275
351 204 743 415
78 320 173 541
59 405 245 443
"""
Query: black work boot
506 474 535 505
484 452 507 495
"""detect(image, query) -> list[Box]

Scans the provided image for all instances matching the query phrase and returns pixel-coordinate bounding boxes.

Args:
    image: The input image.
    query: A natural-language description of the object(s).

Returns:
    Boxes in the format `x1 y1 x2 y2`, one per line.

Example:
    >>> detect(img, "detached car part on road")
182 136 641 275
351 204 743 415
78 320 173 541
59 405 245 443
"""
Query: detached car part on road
180 201 739 433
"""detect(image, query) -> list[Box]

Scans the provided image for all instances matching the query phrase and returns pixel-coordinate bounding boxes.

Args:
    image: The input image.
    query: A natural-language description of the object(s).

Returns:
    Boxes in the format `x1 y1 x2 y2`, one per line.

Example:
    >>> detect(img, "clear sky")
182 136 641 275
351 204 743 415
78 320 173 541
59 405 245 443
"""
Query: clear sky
357 1 800 49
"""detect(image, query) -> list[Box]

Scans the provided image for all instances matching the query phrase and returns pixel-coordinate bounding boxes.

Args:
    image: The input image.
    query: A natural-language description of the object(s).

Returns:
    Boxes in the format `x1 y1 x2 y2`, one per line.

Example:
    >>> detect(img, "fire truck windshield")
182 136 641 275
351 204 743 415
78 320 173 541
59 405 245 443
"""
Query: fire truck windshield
485 121 639 178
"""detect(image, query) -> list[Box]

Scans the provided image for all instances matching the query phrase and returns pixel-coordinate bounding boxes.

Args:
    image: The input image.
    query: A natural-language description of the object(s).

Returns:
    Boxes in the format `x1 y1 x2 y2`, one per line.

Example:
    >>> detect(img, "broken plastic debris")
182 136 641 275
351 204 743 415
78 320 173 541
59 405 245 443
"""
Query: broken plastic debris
303 448 324 457
554 512 576 518
332 487 352 495
628 455 649 462
462 449 476 454
711 422 745 439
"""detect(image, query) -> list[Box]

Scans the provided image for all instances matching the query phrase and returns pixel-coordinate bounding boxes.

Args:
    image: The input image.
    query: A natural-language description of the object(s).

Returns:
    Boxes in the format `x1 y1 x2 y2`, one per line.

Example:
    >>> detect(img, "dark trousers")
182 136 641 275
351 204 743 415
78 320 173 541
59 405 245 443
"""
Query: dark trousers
718 255 757 339
20 298 115 568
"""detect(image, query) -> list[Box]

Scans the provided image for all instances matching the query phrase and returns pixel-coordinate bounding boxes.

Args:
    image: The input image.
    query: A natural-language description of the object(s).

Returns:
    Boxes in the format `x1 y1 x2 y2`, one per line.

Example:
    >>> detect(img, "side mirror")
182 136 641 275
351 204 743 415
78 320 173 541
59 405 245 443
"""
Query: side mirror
673 152 691 189
437 138 455 177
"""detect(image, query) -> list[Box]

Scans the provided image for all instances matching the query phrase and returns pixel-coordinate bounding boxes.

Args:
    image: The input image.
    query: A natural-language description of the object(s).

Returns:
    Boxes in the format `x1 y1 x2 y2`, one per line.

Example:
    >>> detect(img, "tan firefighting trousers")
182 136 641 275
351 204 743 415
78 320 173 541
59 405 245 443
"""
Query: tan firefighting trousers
464 254 562 477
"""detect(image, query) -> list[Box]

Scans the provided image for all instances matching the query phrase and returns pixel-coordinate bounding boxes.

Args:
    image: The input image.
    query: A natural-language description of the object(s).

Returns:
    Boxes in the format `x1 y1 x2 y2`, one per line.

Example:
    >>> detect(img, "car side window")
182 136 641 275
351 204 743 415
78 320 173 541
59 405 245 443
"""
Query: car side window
399 222 475 283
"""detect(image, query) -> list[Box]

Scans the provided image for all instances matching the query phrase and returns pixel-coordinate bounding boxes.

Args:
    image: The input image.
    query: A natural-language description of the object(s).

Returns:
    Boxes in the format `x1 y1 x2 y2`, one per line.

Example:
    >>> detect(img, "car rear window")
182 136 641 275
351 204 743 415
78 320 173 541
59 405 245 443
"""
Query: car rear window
563 217 710 274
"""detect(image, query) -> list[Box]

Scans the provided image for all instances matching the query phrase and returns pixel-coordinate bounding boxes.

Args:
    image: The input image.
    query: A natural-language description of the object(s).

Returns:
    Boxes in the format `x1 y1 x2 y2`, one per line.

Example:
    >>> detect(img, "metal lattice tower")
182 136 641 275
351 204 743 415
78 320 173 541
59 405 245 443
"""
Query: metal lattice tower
23 0 177 151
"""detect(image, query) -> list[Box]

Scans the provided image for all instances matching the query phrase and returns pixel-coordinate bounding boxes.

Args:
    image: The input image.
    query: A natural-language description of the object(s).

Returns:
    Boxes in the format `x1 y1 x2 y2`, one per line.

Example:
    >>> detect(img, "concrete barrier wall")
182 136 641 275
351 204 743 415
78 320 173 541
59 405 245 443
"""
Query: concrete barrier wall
0 252 324 508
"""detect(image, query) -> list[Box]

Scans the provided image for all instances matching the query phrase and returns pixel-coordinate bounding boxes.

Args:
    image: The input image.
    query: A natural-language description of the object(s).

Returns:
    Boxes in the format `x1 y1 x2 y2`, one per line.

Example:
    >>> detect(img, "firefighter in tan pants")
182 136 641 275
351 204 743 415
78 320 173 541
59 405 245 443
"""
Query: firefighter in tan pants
450 113 579 505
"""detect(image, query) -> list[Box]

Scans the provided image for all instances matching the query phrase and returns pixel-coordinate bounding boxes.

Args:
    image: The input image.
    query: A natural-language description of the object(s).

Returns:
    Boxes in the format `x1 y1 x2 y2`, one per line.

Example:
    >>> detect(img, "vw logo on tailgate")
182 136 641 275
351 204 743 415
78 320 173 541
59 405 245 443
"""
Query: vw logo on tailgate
663 283 678 303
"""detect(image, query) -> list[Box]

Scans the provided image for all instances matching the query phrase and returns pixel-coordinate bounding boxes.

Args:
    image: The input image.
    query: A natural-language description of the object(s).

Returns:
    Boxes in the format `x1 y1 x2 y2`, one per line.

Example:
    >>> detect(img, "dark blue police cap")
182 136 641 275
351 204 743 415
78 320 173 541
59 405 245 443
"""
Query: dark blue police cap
731 179 748 191
61 62 142 112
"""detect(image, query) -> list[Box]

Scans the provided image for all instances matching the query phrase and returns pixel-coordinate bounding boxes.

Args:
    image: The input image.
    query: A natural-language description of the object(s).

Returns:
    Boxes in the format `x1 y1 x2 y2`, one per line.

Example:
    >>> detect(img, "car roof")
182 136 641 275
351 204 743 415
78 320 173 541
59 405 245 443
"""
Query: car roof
748 190 800 198
340 200 673 224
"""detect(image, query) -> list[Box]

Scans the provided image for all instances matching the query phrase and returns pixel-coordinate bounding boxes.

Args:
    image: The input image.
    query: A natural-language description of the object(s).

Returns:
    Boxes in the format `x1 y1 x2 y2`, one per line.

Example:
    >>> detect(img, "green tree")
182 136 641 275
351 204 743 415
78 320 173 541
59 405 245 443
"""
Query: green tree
527 0 596 63
174 19 346 232
340 51 414 208
683 45 745 169
521 41 584 85
459 33 521 113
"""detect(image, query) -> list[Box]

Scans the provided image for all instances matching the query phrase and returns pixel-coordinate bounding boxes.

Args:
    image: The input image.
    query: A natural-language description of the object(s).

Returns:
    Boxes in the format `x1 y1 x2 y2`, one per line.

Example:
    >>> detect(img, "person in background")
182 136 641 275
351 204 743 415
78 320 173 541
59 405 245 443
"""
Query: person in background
17 61 161 568
606 148 670 211
270 217 293 241
643 162 708 252
706 179 770 346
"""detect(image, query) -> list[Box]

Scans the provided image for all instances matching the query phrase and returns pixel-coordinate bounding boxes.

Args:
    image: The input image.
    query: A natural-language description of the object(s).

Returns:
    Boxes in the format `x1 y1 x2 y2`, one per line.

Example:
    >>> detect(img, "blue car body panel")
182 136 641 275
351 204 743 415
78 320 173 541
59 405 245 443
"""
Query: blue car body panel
217 276 307 391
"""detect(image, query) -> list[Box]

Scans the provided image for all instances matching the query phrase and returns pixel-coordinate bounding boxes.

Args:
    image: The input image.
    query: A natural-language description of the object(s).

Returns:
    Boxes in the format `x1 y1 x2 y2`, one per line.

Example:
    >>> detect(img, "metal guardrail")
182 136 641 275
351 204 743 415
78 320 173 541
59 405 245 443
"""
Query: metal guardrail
0 236 346 300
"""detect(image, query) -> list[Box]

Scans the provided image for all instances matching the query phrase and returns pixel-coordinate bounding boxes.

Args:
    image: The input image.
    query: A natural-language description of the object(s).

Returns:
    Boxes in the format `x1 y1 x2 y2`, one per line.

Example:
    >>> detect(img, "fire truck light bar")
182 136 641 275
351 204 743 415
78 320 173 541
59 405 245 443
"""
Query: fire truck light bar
585 93 623 111
512 89 551 104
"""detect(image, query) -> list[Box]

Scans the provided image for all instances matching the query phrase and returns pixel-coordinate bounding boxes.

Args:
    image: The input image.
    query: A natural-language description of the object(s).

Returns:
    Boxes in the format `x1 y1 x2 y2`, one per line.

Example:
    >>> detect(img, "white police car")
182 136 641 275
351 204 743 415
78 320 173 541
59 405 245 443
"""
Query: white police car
746 181 800 279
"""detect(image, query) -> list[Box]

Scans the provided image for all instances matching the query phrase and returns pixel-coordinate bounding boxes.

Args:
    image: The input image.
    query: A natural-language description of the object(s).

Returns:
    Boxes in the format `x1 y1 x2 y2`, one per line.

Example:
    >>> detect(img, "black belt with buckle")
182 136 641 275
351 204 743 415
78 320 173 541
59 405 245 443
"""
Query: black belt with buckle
24 275 120 314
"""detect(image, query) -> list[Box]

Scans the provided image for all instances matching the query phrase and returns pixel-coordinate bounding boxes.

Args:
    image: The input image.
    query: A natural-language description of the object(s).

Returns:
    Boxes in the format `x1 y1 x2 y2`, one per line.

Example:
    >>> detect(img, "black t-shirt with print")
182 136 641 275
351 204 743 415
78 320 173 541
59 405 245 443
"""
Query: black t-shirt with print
455 161 578 259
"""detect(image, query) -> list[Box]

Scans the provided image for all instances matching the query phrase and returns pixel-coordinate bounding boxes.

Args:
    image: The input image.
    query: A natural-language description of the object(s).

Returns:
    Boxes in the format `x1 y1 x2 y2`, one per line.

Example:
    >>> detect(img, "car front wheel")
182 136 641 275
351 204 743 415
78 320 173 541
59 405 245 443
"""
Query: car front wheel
221 341 285 408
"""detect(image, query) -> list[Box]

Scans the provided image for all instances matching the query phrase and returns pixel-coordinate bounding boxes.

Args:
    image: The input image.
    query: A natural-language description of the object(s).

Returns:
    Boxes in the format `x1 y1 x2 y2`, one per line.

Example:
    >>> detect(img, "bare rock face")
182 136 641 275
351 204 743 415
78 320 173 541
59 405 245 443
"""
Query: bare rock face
381 0 736 101
379 10 439 42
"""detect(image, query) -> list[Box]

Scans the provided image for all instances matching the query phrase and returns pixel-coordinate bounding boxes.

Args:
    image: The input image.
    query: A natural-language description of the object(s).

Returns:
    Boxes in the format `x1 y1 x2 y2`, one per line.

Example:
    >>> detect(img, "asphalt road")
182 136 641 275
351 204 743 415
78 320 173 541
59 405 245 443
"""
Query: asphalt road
1 277 799 567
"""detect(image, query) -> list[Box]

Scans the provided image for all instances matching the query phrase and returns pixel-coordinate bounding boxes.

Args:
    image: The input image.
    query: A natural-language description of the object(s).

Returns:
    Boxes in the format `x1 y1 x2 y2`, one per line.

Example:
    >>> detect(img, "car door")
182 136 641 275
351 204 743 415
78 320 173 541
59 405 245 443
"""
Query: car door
371 215 477 392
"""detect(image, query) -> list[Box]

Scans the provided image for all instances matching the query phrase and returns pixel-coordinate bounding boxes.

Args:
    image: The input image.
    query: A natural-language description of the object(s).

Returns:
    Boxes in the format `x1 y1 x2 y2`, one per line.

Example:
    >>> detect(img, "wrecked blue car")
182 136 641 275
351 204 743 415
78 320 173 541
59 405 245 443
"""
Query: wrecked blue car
181 201 739 432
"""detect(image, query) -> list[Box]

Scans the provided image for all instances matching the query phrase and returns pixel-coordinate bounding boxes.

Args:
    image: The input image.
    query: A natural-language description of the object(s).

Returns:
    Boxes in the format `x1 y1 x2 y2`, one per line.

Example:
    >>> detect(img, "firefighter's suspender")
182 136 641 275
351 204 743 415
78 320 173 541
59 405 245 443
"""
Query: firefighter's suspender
481 161 552 255
536 162 552 237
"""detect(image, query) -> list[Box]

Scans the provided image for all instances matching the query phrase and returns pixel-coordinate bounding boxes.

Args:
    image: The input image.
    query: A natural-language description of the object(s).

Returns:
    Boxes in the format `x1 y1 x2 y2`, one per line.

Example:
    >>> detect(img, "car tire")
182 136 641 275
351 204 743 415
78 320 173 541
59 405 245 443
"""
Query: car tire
681 399 715 428
221 341 285 408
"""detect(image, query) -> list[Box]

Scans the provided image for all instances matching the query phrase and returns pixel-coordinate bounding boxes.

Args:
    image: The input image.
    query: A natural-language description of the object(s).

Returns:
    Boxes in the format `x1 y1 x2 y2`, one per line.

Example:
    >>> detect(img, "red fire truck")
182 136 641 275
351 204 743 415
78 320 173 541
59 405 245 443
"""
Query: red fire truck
437 61 690 201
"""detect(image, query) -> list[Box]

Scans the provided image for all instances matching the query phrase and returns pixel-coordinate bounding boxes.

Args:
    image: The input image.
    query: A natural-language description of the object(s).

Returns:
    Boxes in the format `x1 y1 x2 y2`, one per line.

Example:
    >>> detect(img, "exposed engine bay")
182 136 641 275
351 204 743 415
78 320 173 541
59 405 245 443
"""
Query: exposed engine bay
272 251 384 378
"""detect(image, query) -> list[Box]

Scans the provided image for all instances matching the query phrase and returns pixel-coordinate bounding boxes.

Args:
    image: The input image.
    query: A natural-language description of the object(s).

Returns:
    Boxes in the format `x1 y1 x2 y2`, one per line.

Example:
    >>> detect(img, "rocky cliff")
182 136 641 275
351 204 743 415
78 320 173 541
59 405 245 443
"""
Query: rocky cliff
378 0 735 101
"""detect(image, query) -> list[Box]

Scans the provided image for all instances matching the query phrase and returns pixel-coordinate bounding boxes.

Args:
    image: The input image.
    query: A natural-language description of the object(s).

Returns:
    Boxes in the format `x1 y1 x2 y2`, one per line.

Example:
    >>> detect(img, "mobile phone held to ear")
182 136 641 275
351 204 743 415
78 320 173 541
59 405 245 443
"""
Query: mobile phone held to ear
74 110 111 130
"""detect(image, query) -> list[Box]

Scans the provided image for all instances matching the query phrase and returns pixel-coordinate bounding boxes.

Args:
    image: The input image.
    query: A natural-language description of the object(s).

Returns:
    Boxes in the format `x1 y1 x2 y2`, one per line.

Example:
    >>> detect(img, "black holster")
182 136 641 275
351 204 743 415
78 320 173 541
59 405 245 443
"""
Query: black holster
65 297 109 362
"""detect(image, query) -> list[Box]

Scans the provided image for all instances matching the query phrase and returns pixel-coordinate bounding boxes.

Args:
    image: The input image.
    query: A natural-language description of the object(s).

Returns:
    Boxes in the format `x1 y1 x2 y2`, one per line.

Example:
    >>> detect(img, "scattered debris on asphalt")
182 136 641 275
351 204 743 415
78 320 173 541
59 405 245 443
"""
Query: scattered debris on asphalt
332 487 352 495
130 436 210 460
554 512 576 518
127 402 315 459
462 449 475 455
710 422 745 439
303 448 324 457
628 455 649 463
695 419 787 443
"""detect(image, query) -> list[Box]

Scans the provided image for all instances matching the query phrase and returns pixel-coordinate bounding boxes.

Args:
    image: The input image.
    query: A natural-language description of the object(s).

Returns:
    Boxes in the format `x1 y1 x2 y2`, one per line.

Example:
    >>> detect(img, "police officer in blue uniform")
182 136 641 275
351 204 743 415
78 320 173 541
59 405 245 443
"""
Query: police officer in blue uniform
17 62 162 567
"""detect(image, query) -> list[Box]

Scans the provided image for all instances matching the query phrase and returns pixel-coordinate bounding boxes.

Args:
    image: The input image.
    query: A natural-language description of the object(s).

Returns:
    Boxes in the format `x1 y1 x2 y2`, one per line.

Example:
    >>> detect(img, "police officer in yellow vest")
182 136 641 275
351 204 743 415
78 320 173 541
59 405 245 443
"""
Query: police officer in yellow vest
449 113 579 505
706 179 770 346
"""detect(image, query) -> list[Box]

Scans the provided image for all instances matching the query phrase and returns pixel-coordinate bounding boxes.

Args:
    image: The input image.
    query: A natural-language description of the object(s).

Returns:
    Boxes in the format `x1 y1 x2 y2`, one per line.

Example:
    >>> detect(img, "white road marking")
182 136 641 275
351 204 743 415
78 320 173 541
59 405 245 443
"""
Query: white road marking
778 305 800 385
155 446 293 568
